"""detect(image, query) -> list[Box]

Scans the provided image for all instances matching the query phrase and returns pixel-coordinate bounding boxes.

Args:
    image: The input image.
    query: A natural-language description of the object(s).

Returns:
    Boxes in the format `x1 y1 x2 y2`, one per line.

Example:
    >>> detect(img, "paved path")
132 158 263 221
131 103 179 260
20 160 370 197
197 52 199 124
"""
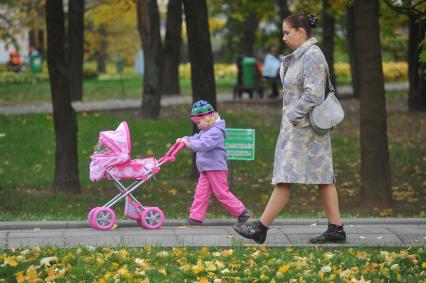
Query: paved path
1 218 425 248
0 82 408 115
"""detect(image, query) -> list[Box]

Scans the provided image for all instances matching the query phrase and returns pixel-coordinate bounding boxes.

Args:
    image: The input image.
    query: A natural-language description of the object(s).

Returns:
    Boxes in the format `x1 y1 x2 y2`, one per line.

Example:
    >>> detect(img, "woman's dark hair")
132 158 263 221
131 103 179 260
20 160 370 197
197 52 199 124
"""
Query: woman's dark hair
283 14 319 37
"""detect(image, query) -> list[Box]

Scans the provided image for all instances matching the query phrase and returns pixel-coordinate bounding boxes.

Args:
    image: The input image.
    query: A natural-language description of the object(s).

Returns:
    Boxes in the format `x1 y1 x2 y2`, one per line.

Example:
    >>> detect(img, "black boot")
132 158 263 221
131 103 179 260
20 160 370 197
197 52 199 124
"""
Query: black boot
309 223 346 244
233 220 268 244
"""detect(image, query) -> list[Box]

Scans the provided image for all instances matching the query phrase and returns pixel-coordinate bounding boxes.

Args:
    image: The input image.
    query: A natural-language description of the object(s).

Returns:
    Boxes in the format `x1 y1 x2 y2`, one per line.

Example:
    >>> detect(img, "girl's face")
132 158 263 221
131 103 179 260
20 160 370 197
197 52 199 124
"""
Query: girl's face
193 118 211 130
282 21 308 50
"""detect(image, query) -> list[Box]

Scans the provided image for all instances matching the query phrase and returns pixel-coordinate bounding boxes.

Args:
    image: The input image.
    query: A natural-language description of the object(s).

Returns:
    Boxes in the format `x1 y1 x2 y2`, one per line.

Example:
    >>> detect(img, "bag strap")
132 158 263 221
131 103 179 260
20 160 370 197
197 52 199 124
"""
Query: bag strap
325 69 335 98
301 43 335 99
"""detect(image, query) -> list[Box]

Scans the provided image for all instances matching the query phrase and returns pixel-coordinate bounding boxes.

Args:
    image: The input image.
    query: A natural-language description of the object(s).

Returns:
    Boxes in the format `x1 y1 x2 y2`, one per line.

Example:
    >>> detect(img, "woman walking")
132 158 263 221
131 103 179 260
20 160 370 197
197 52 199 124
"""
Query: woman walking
233 14 346 244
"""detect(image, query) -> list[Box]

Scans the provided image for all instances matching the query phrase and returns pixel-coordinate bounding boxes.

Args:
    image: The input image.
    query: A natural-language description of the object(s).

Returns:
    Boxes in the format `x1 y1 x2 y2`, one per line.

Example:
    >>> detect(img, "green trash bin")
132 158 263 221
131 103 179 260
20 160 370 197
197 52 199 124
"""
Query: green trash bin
114 57 126 97
242 57 257 89
115 57 124 74
30 51 42 73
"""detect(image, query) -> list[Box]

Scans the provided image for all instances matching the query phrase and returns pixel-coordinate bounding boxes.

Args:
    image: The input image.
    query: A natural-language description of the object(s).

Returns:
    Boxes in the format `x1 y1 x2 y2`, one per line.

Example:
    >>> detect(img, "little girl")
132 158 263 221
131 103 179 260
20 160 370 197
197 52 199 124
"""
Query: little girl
176 100 252 226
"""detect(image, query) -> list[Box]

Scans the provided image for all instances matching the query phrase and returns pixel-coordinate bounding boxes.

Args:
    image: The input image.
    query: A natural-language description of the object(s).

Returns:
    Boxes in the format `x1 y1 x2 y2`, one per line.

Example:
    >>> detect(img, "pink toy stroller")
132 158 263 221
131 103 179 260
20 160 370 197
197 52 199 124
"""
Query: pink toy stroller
88 121 184 231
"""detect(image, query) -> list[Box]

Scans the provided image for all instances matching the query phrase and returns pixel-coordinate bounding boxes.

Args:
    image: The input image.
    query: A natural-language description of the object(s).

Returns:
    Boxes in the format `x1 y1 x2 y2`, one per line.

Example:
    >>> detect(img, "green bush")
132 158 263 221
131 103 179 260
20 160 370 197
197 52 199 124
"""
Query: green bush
0 71 48 84
83 64 98 79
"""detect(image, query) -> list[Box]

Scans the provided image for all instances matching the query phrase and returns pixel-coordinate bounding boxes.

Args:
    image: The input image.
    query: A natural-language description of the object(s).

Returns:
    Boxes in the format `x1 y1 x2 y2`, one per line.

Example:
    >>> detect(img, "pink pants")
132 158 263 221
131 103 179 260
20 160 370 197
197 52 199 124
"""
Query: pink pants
189 170 245 222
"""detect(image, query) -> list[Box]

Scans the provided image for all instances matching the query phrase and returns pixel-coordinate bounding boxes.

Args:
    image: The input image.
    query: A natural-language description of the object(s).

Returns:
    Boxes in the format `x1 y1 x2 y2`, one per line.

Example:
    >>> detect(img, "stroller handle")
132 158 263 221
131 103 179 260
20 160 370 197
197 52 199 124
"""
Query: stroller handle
159 142 185 164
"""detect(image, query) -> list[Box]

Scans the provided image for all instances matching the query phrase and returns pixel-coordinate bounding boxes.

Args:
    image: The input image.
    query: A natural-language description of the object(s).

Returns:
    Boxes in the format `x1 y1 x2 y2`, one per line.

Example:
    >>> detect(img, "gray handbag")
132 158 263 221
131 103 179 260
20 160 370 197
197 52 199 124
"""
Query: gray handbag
309 72 344 135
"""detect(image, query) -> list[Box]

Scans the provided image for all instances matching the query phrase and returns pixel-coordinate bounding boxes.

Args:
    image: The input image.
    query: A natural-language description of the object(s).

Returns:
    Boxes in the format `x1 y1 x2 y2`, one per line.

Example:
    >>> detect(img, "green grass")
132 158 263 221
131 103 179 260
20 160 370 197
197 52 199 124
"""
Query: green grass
0 75 354 105
0 246 424 282
0 75 236 105
0 90 425 221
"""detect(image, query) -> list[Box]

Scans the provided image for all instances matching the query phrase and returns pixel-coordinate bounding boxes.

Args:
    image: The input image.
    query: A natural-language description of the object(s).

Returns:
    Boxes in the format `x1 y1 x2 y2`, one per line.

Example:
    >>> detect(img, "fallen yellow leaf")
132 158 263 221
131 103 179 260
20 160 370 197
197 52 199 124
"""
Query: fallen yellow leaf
278 264 290 274
205 261 217 272
350 276 371 283
15 271 25 283
156 250 170 258
390 263 400 273
26 265 39 282
222 249 233 256
214 260 225 269
4 256 18 266
119 249 129 258
40 256 58 267
46 266 57 281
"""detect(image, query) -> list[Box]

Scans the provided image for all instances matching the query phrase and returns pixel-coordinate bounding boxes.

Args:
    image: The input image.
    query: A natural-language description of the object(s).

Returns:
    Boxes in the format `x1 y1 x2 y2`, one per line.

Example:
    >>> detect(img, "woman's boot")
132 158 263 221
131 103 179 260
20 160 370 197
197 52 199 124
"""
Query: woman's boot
233 220 268 244
309 223 346 244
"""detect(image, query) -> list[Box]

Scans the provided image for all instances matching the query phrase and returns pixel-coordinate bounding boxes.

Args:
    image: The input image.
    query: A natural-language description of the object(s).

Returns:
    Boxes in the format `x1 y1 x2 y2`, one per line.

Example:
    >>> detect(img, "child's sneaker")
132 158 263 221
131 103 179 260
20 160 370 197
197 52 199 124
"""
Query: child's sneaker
236 208 253 226
183 218 202 227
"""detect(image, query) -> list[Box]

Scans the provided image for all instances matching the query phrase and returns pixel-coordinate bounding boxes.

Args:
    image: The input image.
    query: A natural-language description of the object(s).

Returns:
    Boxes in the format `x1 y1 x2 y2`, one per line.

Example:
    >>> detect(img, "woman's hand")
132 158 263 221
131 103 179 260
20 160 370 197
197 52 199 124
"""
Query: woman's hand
285 109 304 127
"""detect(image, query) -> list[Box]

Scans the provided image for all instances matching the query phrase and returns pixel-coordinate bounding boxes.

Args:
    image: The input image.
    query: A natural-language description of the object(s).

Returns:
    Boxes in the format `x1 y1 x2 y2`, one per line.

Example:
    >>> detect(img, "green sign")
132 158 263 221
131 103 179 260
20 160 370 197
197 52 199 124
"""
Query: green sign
225 128 255 160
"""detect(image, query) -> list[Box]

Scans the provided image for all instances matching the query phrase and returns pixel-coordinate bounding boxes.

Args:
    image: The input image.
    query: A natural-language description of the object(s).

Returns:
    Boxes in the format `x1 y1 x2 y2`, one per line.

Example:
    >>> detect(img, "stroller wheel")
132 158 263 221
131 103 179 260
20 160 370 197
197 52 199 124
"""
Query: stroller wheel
92 207 116 231
140 207 164 230
87 207 99 226
136 206 149 228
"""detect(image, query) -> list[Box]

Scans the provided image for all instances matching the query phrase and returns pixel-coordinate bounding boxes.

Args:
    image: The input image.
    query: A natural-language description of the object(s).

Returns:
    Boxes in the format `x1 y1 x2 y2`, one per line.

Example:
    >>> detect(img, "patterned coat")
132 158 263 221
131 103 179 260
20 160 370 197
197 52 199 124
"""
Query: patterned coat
272 37 335 185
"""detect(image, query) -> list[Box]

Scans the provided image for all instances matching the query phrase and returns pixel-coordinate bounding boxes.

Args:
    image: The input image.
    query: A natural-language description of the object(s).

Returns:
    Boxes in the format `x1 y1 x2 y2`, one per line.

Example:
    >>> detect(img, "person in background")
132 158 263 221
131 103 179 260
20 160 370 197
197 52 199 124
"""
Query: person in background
262 46 282 99
7 50 23 72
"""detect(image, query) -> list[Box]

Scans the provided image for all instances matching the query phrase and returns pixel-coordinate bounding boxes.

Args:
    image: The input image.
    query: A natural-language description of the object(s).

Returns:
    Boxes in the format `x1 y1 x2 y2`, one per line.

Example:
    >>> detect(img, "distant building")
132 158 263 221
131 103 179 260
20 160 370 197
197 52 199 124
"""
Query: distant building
0 4 46 64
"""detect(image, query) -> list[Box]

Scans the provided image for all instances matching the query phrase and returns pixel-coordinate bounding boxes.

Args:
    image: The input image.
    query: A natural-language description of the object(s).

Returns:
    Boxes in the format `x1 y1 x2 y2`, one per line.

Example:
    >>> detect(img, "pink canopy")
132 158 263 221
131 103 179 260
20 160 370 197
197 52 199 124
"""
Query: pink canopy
99 121 131 155
90 122 132 182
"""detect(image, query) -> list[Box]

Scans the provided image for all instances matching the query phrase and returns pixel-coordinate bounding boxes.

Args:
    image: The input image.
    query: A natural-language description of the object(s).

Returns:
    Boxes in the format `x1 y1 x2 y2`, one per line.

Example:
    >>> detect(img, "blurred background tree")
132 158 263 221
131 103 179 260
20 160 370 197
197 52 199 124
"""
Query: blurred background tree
85 1 139 73
208 0 277 61
383 0 425 111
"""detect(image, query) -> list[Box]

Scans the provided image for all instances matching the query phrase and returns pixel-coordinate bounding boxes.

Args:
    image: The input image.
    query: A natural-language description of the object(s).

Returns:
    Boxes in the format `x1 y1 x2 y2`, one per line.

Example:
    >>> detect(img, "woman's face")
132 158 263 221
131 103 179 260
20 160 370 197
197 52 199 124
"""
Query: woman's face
282 21 307 50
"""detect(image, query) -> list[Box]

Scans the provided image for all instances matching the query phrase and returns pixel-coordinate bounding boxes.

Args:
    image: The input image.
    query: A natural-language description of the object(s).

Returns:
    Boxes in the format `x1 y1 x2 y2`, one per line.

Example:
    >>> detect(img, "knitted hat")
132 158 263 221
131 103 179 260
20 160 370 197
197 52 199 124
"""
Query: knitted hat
190 100 214 121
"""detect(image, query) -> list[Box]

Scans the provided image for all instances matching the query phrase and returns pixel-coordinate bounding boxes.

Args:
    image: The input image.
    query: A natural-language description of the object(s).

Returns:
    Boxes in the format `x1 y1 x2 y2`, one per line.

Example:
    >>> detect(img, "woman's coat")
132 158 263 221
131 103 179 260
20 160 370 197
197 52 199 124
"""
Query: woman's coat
272 37 335 185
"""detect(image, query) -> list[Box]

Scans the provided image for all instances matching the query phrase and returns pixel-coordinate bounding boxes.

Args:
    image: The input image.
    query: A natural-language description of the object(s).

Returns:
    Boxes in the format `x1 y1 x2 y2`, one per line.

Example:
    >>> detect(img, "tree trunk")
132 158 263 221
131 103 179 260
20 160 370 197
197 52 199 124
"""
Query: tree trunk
278 0 290 53
408 16 426 111
137 0 163 119
353 0 392 209
242 12 259 56
346 5 359 98
182 0 217 109
97 26 107 73
162 0 182 95
46 0 81 194
68 0 84 101
38 30 45 56
322 0 337 94
29 30 36 51
183 0 217 177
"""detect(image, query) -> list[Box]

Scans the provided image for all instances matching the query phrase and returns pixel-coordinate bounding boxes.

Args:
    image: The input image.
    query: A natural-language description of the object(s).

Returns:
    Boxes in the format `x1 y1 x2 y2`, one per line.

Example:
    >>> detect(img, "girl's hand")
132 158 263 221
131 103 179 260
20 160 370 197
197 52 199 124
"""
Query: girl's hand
181 139 189 147
176 138 189 147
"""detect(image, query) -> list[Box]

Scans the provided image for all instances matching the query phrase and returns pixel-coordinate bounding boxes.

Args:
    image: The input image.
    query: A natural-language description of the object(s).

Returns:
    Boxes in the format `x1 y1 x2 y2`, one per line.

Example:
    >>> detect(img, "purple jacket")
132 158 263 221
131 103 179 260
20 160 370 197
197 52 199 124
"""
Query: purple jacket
184 120 228 172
